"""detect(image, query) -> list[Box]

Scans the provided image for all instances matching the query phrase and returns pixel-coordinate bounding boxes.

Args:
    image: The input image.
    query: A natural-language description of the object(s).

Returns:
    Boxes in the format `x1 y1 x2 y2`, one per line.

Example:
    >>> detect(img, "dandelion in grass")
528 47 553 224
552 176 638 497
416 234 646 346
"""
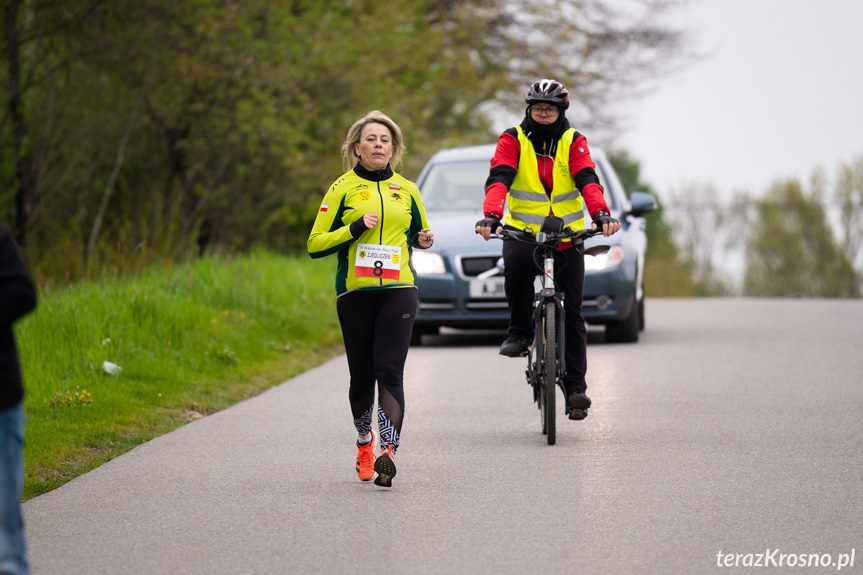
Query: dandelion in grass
49 386 93 409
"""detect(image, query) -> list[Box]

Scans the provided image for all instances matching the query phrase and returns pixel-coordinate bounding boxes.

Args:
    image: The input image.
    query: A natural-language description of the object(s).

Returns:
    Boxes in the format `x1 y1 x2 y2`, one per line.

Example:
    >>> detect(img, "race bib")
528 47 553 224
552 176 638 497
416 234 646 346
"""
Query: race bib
355 243 401 280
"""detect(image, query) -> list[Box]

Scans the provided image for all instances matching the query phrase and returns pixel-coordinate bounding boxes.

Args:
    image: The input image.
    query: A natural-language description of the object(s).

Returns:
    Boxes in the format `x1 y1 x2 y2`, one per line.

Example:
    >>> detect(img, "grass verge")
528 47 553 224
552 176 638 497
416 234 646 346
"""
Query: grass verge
17 250 343 500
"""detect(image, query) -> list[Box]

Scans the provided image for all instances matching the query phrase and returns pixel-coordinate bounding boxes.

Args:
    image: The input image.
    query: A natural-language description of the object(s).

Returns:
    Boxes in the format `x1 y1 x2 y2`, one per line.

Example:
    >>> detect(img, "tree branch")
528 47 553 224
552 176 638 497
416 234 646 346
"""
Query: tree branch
85 78 147 263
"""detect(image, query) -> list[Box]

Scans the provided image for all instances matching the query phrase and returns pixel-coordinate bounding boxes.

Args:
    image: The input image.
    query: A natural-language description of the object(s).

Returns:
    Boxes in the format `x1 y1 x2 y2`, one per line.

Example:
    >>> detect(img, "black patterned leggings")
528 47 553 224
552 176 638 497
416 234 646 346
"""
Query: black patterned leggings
336 287 417 453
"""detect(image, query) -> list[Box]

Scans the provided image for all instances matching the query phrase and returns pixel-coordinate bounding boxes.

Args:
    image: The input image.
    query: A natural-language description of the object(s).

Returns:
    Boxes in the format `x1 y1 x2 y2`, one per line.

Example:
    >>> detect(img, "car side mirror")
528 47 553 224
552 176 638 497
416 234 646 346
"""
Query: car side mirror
628 191 658 217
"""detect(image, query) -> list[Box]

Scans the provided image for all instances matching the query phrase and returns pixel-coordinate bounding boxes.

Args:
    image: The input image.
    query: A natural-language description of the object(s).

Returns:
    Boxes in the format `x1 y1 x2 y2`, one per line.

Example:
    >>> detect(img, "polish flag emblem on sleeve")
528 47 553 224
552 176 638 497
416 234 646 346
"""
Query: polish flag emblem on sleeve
320 204 329 212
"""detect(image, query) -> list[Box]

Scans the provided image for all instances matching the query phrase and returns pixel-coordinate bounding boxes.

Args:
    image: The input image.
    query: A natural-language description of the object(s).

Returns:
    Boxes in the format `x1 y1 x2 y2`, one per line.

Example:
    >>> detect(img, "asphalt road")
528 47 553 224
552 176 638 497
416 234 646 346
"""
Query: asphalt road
23 298 863 574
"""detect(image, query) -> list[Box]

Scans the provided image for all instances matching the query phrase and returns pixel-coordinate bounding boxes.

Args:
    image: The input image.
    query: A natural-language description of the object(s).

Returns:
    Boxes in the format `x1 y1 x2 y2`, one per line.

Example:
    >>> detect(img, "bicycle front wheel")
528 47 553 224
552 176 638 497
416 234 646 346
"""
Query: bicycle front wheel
542 301 557 445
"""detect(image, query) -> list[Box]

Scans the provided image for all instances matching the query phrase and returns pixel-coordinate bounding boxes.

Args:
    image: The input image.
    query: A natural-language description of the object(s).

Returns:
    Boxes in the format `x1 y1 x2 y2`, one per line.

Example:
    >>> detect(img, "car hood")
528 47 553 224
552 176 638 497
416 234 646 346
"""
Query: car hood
425 211 496 256
424 210 622 256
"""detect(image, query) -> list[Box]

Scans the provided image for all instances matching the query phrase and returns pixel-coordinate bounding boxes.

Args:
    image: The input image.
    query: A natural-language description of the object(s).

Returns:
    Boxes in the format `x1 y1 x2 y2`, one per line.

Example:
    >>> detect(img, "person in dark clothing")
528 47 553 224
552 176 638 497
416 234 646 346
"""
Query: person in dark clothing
0 221 38 575
475 79 620 421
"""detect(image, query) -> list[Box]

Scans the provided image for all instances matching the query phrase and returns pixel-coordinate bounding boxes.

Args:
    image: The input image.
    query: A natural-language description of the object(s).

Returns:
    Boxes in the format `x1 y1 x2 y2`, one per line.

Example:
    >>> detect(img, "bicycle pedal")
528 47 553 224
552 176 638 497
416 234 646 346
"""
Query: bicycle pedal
567 408 588 421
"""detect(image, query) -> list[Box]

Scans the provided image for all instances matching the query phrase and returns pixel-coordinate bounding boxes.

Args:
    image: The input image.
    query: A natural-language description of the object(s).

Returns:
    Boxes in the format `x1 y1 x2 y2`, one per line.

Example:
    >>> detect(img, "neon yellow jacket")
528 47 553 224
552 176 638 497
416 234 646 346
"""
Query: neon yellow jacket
307 164 430 296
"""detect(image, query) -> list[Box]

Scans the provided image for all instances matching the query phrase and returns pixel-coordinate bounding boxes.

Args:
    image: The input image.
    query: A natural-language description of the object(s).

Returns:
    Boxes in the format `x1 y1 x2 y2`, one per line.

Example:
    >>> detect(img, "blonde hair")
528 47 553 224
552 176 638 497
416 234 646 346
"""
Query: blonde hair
341 110 405 171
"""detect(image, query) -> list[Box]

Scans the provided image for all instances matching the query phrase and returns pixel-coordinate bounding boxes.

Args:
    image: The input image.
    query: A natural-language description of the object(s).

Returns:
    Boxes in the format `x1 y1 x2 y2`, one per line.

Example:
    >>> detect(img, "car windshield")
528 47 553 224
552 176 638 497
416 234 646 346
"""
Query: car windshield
420 161 489 212
419 157 617 213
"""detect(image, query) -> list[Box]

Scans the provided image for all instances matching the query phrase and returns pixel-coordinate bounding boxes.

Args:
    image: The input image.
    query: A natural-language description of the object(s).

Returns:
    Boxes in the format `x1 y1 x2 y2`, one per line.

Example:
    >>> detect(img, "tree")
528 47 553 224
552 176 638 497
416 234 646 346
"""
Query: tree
1 0 691 283
455 0 689 138
664 183 741 294
743 179 860 298
835 156 863 272
608 149 701 296
2 0 27 244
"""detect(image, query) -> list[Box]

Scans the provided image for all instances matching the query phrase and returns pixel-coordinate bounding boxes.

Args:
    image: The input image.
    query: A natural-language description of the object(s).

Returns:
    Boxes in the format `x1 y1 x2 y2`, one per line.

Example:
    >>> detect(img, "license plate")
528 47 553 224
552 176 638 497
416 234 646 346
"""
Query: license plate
469 278 506 298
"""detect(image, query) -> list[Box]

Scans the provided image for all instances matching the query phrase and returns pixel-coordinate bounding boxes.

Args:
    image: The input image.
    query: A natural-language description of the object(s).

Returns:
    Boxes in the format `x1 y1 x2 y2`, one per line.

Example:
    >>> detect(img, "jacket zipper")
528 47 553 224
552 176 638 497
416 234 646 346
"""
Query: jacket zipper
541 141 547 191
542 141 552 214
376 175 385 285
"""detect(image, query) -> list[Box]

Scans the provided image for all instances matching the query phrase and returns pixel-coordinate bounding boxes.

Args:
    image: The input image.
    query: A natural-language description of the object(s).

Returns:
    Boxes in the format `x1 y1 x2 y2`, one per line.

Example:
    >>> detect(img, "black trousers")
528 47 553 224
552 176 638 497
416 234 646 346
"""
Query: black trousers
336 287 417 451
502 238 588 395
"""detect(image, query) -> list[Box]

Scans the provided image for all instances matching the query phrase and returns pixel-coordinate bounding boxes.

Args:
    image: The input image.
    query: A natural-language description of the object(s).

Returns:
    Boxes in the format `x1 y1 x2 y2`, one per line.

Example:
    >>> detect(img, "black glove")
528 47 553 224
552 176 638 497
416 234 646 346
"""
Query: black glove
592 210 618 229
475 215 502 232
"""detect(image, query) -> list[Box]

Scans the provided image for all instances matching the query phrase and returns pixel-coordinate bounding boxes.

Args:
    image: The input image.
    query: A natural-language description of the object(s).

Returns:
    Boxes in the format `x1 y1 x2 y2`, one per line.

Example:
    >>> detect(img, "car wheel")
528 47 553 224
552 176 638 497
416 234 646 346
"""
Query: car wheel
410 326 423 346
638 294 645 332
605 295 639 343
410 325 438 346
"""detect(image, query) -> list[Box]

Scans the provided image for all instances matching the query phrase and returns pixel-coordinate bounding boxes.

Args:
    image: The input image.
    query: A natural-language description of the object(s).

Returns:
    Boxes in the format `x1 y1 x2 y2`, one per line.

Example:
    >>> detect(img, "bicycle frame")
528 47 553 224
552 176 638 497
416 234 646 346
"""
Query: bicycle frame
527 229 567 444
492 217 607 445
533 230 567 386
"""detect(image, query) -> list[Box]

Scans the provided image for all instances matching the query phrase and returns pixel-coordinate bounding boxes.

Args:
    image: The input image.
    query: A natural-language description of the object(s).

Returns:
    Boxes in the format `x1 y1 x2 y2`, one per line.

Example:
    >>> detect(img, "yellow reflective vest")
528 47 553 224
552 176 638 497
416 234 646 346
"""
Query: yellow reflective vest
504 126 587 233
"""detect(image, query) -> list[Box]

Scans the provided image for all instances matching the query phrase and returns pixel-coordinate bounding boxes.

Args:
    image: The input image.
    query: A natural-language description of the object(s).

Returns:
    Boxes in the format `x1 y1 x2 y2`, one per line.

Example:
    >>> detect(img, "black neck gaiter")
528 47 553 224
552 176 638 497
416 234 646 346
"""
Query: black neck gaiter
520 108 570 155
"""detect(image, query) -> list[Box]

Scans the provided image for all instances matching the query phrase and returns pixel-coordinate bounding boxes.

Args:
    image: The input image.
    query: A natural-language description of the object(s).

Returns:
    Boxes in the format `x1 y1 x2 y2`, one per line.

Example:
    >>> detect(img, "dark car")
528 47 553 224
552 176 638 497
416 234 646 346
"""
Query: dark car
410 144 657 344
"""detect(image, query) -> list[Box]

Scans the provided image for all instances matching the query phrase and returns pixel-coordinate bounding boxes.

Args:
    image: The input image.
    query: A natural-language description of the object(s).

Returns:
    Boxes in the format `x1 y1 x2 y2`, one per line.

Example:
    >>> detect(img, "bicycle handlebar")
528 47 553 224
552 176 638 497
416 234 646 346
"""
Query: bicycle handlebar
475 219 610 280
492 226 601 245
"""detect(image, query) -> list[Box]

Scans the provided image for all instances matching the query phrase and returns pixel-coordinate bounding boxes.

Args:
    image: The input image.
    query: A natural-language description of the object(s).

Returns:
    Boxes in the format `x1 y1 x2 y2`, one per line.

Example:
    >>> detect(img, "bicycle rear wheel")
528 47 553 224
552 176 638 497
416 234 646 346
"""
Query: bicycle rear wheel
542 301 557 445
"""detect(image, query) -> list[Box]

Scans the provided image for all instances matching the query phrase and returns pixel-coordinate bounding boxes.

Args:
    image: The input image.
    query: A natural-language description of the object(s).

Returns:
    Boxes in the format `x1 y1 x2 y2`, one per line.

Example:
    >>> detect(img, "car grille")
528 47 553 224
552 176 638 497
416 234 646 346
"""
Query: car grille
459 255 499 277
457 255 508 310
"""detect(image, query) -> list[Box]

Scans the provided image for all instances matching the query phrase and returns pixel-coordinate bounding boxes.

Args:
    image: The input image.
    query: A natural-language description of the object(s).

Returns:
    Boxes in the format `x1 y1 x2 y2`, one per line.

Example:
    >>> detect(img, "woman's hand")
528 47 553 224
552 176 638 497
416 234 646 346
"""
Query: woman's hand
363 210 379 229
417 228 434 248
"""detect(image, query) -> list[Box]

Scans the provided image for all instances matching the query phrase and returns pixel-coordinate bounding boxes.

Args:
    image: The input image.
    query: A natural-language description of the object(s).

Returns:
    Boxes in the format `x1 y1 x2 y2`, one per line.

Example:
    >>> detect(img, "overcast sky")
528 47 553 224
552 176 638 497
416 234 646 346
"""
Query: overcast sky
616 0 863 202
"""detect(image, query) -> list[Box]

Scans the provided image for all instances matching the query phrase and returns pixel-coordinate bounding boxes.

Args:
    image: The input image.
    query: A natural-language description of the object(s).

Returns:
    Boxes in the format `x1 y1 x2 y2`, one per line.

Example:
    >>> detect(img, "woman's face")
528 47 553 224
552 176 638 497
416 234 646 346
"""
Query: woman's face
355 122 394 170
530 104 560 125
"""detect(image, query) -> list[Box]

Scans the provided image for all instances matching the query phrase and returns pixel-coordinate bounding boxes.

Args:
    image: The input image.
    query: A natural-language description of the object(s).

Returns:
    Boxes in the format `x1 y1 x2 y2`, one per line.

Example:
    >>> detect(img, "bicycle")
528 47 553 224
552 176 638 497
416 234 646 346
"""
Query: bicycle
489 215 608 445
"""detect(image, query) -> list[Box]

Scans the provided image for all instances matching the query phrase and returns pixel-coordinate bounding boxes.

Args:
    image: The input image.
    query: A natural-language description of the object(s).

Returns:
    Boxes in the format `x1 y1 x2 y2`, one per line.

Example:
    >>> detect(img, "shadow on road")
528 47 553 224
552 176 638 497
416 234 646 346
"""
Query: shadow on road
417 326 607 347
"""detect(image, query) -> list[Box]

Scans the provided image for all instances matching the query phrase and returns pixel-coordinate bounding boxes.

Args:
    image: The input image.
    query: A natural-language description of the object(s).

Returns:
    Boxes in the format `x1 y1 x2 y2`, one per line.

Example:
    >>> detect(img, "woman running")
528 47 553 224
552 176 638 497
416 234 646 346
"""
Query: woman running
307 110 434 487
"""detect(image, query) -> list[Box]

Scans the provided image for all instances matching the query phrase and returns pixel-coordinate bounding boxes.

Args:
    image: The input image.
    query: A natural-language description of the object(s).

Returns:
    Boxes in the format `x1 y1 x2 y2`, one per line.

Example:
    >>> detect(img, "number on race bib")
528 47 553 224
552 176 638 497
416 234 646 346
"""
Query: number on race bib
355 243 401 280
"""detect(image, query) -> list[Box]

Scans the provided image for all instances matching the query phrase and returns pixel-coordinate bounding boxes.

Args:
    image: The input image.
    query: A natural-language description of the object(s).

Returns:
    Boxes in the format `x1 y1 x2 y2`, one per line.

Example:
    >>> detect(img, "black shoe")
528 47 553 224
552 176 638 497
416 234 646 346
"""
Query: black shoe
567 392 591 420
373 446 397 488
499 334 532 357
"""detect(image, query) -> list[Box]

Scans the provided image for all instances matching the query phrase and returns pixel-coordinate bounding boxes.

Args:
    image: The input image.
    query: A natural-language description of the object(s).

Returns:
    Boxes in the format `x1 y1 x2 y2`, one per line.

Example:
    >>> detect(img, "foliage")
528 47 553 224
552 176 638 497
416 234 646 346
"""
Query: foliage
16 250 343 499
668 183 749 295
835 156 863 271
481 0 689 135
743 179 861 298
608 149 703 296
1 0 688 284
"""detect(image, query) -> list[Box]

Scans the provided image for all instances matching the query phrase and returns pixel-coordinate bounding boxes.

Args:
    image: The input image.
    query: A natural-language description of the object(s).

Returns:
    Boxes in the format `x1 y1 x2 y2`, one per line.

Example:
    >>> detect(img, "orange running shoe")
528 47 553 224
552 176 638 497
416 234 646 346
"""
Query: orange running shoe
355 431 376 481
373 445 397 487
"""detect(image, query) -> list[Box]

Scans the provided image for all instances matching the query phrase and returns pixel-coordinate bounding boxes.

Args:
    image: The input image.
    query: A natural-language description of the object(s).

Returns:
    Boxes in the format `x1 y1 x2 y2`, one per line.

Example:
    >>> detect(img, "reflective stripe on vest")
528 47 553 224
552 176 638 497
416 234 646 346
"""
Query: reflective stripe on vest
504 126 586 233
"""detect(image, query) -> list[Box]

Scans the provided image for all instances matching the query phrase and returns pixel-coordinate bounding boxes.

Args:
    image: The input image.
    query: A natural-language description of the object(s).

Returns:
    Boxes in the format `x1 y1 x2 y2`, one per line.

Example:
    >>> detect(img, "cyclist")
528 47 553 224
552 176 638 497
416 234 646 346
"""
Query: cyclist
475 79 620 420
308 110 434 487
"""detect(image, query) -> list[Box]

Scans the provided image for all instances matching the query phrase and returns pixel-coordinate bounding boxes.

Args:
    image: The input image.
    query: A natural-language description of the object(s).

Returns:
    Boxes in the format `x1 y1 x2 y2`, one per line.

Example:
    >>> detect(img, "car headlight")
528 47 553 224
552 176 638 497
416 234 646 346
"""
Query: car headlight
584 245 624 271
412 251 446 275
